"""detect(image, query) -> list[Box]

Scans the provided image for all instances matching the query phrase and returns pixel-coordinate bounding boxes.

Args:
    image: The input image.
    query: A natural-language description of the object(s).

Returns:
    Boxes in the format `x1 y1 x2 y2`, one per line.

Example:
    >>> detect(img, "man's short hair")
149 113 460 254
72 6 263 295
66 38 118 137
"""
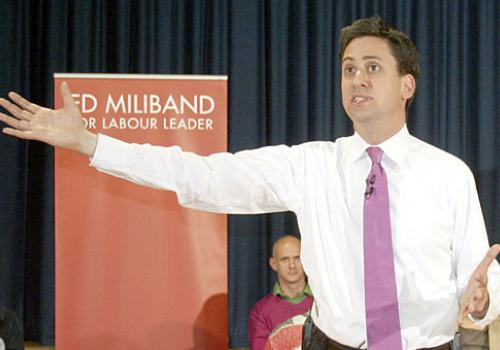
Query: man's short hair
339 16 420 110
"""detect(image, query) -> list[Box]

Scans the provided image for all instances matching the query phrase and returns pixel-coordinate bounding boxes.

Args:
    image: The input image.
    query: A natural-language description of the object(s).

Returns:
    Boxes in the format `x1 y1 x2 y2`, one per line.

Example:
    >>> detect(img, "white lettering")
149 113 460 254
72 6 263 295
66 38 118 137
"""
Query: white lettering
162 95 180 114
180 95 197 114
104 94 216 115
106 95 126 113
83 117 97 129
102 117 158 130
72 94 98 113
199 95 215 114
149 95 161 114
131 94 144 114
162 117 214 130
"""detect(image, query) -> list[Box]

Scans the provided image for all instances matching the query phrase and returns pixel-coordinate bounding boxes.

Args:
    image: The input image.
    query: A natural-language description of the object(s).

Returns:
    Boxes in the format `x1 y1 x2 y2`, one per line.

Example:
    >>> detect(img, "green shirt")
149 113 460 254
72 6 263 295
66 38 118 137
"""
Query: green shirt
273 282 312 304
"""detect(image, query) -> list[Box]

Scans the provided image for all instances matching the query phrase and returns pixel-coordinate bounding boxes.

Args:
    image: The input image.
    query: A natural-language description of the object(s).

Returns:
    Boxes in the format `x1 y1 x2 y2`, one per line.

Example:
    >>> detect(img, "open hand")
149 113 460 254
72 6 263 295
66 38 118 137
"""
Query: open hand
458 244 500 324
0 82 97 156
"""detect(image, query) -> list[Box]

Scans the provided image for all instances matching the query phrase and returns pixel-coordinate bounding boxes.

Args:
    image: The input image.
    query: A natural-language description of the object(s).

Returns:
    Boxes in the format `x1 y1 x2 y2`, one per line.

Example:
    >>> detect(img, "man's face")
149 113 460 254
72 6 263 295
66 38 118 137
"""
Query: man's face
270 239 305 285
341 36 411 129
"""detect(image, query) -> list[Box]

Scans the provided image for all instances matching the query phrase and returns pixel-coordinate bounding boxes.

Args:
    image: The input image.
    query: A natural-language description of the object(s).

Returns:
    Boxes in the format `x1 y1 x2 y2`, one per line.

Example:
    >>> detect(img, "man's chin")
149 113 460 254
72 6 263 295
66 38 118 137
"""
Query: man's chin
284 276 303 284
346 109 377 124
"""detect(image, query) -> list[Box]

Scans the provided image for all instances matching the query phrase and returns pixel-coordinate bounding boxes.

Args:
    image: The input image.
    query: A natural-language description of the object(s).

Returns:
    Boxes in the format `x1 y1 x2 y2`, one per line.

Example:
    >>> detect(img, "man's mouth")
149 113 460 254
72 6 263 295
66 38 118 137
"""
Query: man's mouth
351 95 372 105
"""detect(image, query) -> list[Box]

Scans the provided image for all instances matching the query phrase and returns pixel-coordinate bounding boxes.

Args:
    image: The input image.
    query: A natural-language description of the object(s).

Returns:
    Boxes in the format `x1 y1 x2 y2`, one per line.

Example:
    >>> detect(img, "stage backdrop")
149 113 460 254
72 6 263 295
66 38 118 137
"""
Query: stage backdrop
53 74 228 350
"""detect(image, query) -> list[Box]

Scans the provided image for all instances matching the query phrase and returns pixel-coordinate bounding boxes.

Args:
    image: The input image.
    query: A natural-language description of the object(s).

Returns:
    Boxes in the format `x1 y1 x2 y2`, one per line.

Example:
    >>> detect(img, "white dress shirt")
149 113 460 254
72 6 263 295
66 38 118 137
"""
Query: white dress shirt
90 125 500 349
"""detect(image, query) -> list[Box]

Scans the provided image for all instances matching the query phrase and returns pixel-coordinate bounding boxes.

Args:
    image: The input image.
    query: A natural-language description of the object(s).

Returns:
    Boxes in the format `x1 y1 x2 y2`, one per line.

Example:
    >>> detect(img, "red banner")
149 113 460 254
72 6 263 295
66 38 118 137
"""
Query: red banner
54 74 228 350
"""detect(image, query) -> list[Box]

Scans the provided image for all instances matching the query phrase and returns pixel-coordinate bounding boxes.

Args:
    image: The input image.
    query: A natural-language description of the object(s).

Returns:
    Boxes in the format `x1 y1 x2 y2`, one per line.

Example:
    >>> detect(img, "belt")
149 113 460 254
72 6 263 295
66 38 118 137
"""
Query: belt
305 321 452 350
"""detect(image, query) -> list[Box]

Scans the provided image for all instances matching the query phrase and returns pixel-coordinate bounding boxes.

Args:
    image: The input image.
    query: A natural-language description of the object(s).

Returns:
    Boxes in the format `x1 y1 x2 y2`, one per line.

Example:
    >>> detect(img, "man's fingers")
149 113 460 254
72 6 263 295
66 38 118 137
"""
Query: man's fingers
0 112 30 130
2 117 32 132
458 285 475 324
61 82 77 109
466 297 489 318
2 127 36 141
8 92 42 114
0 98 33 121
474 289 483 301
474 244 500 277
458 292 470 320
457 247 498 325
469 303 475 314
458 306 467 324
0 111 15 126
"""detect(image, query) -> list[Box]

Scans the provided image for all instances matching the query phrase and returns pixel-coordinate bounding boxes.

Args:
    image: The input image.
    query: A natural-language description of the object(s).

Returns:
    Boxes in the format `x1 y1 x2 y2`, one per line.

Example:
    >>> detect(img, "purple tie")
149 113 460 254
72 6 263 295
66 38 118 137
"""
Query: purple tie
364 147 402 350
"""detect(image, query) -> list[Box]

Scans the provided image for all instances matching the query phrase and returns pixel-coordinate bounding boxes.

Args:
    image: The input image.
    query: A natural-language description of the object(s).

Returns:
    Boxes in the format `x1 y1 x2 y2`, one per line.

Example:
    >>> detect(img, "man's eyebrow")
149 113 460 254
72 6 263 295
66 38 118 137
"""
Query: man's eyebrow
363 55 382 61
342 56 354 64
342 55 383 64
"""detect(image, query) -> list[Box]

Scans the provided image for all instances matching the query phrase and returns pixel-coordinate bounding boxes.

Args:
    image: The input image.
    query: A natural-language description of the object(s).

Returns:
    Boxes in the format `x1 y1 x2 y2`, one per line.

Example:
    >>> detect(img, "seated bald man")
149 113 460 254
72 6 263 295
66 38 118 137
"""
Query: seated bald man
248 235 313 350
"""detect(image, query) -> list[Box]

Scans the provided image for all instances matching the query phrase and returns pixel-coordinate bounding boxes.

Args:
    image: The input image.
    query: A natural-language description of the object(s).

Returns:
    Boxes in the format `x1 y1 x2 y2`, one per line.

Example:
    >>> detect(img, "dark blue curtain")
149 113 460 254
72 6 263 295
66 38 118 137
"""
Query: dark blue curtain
0 0 498 347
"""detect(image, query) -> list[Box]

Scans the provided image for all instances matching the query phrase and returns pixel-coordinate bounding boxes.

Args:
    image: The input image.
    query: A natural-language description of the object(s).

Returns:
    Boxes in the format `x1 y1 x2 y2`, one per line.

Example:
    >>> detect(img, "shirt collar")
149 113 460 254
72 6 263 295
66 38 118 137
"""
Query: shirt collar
273 282 312 300
345 124 411 166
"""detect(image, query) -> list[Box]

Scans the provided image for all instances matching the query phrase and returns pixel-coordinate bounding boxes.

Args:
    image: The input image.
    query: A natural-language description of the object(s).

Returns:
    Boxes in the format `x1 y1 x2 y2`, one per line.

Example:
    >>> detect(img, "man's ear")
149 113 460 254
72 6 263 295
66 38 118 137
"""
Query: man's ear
401 74 416 101
269 257 277 272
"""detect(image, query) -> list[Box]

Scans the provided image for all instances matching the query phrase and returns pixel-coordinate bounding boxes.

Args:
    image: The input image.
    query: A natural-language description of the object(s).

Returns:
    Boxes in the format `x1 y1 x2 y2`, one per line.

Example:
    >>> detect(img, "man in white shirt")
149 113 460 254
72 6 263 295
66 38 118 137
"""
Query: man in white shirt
0 16 499 350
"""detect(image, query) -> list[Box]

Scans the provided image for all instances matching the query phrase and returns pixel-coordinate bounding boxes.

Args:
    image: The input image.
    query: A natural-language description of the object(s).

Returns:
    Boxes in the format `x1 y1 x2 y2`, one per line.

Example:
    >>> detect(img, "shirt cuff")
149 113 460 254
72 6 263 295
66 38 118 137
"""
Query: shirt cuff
89 133 132 172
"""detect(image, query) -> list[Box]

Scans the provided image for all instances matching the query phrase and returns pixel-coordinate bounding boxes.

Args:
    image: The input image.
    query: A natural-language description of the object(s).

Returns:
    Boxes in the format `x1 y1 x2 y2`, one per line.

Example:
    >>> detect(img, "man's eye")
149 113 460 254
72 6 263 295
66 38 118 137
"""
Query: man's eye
368 64 380 72
344 66 356 75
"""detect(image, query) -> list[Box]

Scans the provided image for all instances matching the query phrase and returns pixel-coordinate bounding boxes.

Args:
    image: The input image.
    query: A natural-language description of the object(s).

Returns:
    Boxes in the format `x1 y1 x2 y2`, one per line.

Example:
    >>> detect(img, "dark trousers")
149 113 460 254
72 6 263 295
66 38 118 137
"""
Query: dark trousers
302 320 452 350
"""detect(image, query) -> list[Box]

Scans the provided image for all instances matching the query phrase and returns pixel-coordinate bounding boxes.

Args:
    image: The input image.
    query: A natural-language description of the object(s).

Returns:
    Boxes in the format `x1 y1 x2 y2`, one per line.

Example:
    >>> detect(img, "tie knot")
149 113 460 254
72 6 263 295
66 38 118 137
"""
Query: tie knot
367 147 383 164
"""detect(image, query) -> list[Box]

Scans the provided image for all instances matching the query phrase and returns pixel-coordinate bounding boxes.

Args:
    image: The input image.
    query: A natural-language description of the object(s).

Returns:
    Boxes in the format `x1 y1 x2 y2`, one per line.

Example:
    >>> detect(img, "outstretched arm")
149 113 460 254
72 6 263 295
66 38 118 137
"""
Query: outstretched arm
0 82 97 156
1 83 305 214
458 244 500 324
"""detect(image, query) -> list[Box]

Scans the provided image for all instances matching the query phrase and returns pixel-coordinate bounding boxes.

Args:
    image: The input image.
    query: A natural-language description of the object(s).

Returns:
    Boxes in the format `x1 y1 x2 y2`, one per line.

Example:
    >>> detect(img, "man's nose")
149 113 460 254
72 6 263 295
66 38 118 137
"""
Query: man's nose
353 69 369 87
